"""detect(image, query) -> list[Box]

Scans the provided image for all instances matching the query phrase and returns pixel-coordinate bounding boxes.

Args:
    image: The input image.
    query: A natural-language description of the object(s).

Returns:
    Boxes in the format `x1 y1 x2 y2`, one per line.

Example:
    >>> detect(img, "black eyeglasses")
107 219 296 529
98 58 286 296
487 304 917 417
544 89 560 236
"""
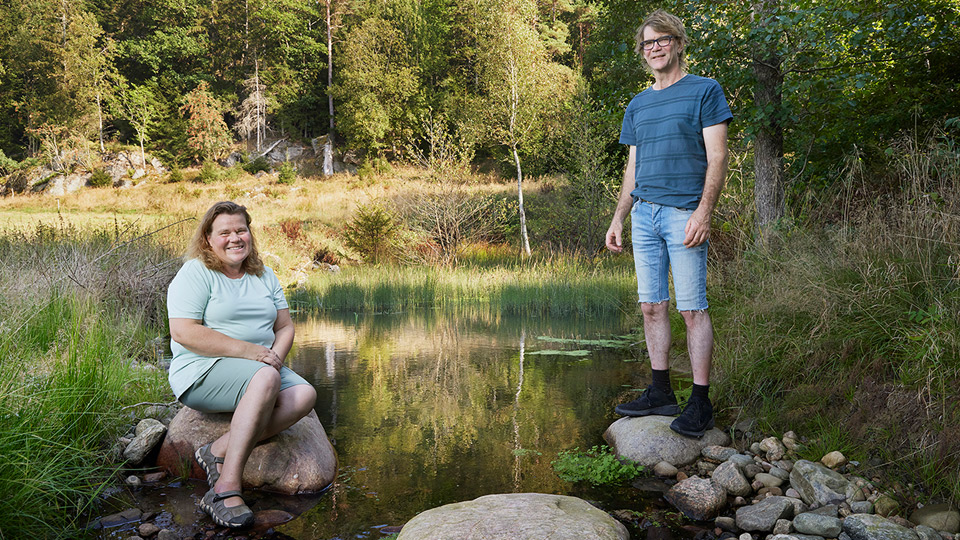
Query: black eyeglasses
639 35 676 51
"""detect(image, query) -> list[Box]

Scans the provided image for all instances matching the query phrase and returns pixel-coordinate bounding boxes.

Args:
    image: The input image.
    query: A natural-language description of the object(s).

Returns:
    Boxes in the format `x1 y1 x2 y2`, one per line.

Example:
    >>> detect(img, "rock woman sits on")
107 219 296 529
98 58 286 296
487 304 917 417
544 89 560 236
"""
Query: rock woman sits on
167 201 317 528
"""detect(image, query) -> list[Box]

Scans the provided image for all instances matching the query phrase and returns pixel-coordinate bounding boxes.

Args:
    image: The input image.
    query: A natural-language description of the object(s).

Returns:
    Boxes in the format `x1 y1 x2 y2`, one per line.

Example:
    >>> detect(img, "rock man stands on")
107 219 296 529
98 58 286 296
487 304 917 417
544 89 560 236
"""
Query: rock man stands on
605 9 732 438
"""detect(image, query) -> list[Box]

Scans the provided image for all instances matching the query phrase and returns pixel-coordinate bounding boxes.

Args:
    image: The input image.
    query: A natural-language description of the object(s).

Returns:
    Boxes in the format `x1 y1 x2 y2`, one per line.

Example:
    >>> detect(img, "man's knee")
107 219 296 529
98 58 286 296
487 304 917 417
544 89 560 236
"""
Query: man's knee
679 308 711 327
640 300 669 319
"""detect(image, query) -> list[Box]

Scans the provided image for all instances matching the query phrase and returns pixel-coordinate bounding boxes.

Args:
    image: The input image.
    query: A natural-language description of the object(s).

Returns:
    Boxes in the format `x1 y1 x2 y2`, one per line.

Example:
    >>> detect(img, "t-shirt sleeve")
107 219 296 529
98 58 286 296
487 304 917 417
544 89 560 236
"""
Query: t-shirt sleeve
262 267 289 310
619 103 638 146
700 80 733 128
167 260 210 320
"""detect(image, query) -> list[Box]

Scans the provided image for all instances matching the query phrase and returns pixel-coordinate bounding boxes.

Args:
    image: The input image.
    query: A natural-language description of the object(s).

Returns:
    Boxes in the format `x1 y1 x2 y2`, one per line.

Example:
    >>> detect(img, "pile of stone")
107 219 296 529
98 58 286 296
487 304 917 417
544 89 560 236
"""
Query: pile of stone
604 416 959 540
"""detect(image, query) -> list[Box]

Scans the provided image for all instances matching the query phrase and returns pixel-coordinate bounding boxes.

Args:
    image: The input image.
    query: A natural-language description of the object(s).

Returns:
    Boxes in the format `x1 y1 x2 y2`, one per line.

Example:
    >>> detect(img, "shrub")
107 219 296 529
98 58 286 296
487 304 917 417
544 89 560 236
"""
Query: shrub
552 445 644 486
167 167 184 183
277 161 296 184
342 203 401 264
88 168 113 188
197 161 220 184
242 156 270 174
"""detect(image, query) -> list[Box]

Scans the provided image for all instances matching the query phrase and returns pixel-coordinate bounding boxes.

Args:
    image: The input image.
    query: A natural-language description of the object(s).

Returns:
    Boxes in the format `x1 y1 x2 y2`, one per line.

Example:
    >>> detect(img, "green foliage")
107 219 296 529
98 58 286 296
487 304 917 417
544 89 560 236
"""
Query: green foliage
0 149 17 175
277 161 296 184
342 203 401 264
552 445 643 485
197 161 220 184
242 156 270 174
167 166 184 183
88 168 112 188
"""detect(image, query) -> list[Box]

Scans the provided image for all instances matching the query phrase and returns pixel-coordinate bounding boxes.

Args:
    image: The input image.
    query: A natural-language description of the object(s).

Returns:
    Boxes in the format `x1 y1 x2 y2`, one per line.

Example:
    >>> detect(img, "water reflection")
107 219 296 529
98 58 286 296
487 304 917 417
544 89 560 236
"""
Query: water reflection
279 309 643 539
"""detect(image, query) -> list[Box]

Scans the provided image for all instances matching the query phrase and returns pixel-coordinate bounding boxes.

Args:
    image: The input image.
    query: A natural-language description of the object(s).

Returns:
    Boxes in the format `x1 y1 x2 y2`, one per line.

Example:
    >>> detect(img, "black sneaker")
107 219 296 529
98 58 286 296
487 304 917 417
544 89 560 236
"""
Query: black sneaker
670 397 715 438
614 385 681 417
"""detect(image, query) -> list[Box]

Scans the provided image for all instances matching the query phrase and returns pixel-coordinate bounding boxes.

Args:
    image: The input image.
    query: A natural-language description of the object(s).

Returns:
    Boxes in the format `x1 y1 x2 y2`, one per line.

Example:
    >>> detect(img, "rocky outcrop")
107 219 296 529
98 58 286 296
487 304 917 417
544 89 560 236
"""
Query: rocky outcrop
603 415 730 467
156 407 336 494
395 493 629 540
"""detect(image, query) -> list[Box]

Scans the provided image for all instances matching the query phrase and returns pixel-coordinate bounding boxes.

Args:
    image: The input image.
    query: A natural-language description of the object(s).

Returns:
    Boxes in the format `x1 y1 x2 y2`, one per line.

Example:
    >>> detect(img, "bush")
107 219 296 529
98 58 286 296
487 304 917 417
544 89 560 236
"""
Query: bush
197 161 220 184
88 168 113 188
342 203 401 264
242 156 270 174
167 167 184 183
277 161 296 184
552 445 644 486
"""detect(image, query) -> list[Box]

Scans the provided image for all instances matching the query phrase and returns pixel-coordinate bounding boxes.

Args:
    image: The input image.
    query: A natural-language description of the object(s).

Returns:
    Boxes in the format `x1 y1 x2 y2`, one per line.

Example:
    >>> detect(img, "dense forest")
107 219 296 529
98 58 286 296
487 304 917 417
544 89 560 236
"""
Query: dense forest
1 0 958 224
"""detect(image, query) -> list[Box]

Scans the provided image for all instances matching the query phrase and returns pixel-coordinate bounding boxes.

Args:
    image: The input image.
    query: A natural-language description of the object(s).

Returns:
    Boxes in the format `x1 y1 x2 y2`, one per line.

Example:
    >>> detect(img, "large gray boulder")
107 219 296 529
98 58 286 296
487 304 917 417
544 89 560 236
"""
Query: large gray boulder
603 416 731 467
736 496 796 532
843 514 920 540
664 476 728 521
909 503 960 533
156 407 336 495
789 460 852 506
395 493 628 540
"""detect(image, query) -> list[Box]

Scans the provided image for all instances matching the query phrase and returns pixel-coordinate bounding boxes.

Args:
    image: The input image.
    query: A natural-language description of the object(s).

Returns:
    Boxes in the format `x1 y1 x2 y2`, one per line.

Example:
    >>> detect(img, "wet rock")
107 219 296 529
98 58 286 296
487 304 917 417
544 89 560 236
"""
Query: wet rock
98 508 143 528
790 460 851 507
795 512 843 537
736 496 795 532
143 472 167 483
138 522 160 536
157 408 336 494
822 451 848 469
654 461 679 477
254 509 295 526
713 461 752 497
394 493 628 540
631 476 671 496
156 531 177 540
874 495 901 518
664 476 728 521
703 446 738 462
604 416 730 467
844 514 920 540
123 419 167 465
910 504 960 533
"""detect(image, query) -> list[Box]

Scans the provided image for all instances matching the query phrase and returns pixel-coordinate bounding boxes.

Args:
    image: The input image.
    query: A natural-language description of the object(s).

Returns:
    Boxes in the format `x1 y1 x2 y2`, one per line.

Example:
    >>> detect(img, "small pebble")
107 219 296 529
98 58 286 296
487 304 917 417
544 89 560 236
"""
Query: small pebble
125 475 141 487
138 523 160 537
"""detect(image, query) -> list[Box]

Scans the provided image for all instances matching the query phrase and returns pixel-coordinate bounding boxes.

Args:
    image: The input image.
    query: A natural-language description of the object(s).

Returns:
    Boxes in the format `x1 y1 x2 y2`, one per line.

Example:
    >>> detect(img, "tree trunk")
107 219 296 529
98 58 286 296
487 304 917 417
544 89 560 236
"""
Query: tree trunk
97 91 104 152
752 0 785 234
326 0 335 135
512 143 532 257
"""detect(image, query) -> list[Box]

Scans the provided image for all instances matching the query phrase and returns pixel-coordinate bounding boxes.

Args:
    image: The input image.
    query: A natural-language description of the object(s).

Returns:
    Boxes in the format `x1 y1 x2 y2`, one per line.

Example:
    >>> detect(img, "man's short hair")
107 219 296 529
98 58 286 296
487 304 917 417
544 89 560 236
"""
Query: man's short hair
634 9 689 73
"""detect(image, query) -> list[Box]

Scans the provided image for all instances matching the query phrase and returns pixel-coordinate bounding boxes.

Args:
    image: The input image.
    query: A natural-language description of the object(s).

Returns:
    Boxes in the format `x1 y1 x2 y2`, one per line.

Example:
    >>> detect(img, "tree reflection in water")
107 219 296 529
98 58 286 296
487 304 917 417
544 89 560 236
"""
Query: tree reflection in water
280 308 638 539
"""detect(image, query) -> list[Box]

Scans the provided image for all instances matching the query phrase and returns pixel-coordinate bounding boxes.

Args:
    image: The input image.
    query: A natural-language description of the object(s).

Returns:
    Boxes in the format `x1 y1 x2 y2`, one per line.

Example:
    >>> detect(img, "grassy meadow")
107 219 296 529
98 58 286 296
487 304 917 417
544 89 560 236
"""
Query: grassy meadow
0 129 958 536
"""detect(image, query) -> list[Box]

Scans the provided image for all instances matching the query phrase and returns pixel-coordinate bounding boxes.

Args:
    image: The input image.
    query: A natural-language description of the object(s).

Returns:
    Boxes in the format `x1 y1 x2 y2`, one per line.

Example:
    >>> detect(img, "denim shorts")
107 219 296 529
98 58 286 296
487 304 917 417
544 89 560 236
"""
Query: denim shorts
179 358 310 413
630 199 709 311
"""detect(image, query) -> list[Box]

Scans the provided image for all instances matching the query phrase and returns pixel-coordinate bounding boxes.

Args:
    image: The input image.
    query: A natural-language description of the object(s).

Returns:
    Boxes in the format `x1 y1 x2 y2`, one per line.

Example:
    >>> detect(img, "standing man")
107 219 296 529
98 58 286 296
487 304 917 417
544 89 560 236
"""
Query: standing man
605 9 731 438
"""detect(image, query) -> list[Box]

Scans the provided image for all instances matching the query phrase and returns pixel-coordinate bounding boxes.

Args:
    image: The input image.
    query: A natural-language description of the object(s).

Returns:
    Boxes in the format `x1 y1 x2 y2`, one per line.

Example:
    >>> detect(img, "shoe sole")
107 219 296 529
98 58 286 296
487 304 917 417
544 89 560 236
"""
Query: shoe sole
669 418 716 438
614 404 681 417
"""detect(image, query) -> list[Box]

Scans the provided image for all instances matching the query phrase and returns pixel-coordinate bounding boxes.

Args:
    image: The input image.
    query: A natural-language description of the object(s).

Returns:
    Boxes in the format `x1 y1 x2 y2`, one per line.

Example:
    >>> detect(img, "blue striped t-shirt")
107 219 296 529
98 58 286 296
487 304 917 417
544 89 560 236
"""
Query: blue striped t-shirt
619 74 732 210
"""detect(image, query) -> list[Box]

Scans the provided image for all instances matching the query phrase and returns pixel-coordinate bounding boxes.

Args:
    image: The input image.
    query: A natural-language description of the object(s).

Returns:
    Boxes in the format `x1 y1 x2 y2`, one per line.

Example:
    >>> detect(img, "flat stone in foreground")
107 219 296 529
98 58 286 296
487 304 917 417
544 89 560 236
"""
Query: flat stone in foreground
843 513 920 540
395 493 628 540
603 416 731 467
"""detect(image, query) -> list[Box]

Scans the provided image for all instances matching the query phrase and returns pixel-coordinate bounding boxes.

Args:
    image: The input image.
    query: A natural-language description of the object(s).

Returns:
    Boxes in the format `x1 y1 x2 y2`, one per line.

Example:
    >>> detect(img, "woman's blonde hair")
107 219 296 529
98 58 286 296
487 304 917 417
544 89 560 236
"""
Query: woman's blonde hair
634 9 689 73
186 201 265 277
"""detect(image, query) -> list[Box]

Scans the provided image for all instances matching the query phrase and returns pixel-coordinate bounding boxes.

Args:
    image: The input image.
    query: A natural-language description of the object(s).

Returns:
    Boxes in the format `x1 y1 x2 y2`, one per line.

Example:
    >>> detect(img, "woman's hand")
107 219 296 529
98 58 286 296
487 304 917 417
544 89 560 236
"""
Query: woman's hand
254 346 283 371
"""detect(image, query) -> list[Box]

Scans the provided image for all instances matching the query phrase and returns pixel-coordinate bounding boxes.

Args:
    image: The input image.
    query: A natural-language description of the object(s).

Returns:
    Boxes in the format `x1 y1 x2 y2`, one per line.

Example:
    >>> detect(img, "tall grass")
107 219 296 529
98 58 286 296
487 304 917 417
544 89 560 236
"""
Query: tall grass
0 223 177 539
290 253 636 318
710 128 960 501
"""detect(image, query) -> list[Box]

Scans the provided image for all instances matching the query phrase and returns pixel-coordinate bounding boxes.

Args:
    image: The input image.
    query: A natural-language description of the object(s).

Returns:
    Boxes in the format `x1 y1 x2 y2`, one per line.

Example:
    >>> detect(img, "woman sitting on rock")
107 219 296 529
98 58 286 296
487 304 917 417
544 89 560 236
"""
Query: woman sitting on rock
167 201 317 528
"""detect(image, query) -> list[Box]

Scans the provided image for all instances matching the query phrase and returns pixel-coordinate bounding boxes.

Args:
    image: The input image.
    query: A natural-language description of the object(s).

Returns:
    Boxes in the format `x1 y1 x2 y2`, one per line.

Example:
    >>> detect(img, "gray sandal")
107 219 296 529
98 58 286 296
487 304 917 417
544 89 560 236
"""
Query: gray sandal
200 488 254 528
195 443 224 487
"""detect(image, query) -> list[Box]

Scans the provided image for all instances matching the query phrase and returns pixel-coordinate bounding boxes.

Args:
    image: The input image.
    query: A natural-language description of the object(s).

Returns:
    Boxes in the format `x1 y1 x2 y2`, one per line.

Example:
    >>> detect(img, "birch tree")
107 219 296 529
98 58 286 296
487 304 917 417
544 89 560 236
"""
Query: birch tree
479 0 574 256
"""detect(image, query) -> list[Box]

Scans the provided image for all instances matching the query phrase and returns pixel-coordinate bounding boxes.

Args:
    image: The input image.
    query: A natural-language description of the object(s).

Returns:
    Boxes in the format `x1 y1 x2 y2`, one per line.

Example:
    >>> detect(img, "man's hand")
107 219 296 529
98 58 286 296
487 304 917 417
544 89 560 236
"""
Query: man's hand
605 222 624 252
683 209 711 248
